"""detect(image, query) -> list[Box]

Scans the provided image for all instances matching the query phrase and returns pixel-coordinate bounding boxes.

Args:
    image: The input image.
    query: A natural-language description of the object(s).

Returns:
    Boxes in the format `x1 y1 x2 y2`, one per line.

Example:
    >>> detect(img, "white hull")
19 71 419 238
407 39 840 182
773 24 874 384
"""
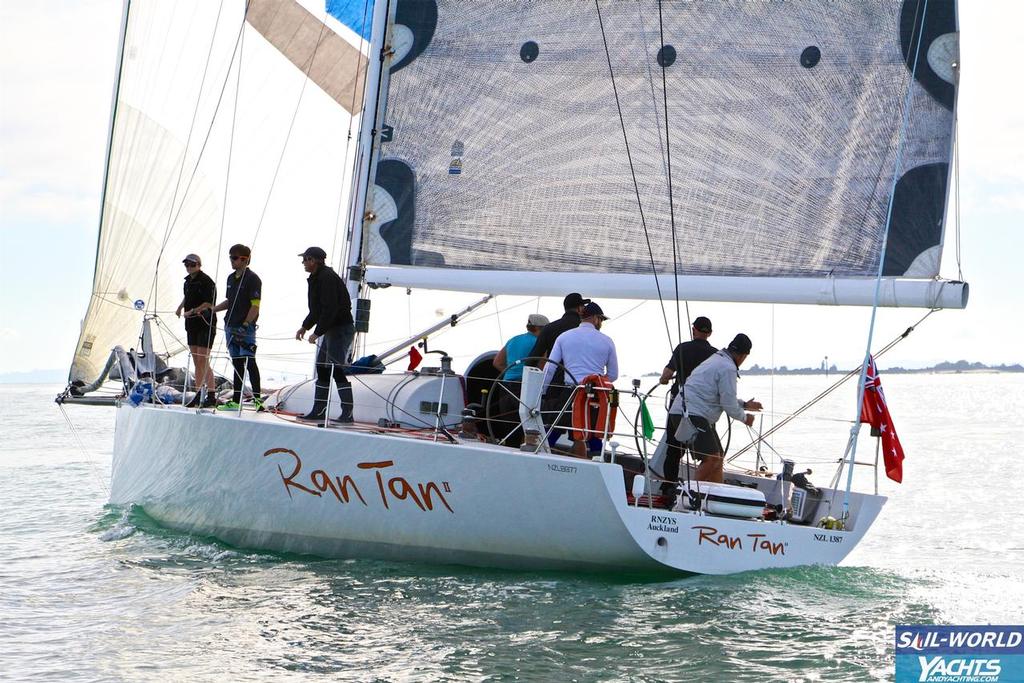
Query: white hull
111 403 885 574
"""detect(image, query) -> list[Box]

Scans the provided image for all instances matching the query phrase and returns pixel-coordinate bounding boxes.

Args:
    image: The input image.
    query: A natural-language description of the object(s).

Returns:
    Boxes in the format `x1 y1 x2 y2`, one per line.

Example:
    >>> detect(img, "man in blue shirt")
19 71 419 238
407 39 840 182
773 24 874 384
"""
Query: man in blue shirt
491 313 549 446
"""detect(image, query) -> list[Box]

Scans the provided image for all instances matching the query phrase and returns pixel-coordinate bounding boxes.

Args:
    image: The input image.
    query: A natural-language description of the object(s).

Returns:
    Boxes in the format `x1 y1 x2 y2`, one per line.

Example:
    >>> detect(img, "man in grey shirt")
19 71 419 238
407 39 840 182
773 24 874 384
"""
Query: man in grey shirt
671 333 762 483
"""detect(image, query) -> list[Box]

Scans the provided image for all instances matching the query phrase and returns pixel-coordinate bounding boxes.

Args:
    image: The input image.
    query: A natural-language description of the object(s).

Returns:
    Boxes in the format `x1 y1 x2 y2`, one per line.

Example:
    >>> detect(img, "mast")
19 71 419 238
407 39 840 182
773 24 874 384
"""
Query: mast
69 0 131 383
345 0 396 305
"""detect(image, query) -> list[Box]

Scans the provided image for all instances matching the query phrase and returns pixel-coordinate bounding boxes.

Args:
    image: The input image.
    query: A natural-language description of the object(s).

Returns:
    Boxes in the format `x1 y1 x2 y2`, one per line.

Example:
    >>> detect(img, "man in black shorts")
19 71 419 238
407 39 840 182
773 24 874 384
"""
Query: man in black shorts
175 253 218 407
676 333 762 483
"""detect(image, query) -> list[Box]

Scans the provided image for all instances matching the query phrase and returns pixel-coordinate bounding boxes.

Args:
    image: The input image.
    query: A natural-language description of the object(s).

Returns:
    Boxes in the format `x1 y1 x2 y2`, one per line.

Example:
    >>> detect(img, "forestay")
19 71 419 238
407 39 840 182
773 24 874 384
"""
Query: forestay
362 0 963 307
70 0 373 384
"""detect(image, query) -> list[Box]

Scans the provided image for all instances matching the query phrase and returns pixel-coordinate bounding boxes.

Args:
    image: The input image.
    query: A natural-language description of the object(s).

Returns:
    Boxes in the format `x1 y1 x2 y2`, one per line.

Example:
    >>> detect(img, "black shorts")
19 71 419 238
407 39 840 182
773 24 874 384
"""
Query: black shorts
185 321 216 348
689 415 722 460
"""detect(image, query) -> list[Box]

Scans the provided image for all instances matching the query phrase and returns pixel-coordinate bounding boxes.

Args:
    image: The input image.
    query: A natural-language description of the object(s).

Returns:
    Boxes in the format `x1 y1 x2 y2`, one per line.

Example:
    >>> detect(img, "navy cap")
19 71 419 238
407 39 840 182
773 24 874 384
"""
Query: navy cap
582 302 609 320
728 333 752 354
563 292 591 310
299 246 327 260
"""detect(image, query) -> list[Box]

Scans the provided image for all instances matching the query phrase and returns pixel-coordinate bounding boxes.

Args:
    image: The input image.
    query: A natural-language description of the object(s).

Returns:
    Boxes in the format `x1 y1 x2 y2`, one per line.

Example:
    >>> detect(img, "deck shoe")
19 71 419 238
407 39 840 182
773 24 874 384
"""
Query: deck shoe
252 397 266 412
296 412 327 425
185 394 202 408
217 401 241 411
330 415 354 425
201 394 218 408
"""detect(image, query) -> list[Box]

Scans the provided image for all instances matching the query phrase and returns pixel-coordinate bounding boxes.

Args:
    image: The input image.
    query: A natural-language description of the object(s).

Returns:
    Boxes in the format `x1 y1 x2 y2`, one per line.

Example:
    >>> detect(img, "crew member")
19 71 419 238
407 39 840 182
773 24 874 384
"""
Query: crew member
199 244 262 411
529 292 589 446
542 302 618 458
675 333 762 483
492 313 549 446
295 246 356 424
657 316 715 492
175 253 218 407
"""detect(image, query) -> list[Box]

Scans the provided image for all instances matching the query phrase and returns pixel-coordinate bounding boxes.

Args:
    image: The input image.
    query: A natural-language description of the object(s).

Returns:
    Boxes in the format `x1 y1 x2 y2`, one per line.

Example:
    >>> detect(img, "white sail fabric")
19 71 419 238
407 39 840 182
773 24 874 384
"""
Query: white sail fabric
365 0 960 303
70 0 372 384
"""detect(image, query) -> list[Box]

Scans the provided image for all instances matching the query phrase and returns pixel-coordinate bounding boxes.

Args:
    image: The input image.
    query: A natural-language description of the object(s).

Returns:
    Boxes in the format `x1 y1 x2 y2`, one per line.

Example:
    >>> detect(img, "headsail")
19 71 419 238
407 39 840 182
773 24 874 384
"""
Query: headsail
70 0 374 384
362 0 963 307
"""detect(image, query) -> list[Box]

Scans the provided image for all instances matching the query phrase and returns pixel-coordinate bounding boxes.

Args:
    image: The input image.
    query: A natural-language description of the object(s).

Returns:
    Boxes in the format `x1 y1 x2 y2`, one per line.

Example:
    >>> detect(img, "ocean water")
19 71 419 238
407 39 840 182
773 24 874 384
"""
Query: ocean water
2 375 1022 682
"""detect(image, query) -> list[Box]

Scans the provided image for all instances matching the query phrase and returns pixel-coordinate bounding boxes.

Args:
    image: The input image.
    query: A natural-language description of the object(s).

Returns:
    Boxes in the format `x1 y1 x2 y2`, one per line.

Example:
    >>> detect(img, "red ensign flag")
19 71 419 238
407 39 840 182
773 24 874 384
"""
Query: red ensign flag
407 346 423 371
859 356 905 483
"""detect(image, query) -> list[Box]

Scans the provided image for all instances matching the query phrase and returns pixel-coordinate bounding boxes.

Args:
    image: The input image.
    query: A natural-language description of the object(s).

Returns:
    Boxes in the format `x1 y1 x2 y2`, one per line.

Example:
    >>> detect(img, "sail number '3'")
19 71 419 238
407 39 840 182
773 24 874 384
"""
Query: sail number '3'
264 448 454 513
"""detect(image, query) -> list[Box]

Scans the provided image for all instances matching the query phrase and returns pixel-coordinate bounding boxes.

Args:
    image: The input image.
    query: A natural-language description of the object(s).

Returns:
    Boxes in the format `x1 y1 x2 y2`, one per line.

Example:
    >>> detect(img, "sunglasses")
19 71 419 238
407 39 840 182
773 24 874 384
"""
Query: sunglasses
183 261 198 267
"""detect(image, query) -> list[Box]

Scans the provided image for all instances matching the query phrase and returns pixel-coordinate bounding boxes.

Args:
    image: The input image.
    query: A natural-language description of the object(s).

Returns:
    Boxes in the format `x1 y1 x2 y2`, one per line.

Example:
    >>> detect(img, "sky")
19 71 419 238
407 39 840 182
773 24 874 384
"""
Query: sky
1 1 1022 381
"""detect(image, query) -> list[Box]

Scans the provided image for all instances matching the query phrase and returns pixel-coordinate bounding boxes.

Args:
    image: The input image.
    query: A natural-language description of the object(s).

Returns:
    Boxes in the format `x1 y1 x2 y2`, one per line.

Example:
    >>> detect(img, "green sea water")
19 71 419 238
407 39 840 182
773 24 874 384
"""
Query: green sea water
2 376 1022 681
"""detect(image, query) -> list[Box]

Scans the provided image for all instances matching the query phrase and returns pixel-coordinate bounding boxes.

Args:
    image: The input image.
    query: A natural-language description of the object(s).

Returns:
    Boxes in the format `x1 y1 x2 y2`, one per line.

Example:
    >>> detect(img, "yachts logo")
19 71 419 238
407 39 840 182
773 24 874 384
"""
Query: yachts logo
917 656 1001 682
895 626 1024 683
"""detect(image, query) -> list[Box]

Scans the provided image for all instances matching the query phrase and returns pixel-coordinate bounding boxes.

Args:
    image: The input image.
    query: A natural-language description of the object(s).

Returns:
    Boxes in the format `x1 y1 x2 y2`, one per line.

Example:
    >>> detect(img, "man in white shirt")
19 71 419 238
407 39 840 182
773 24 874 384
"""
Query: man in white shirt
543 302 618 457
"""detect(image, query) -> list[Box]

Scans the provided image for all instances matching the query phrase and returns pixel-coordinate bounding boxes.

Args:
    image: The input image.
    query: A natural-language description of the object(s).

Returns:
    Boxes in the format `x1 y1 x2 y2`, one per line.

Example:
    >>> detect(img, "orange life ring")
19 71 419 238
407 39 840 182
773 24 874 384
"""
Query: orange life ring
570 374 618 441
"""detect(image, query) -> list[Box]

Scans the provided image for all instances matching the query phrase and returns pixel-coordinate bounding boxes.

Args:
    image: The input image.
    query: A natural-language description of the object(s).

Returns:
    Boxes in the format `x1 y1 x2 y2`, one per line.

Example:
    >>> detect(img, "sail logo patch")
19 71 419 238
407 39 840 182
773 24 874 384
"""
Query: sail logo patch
896 626 1024 682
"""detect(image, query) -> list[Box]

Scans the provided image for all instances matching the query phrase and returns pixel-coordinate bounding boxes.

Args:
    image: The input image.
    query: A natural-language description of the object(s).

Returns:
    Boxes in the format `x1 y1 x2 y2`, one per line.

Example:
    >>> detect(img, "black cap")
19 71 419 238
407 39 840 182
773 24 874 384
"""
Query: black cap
692 316 712 333
728 333 752 355
299 246 327 260
582 302 609 320
563 292 591 310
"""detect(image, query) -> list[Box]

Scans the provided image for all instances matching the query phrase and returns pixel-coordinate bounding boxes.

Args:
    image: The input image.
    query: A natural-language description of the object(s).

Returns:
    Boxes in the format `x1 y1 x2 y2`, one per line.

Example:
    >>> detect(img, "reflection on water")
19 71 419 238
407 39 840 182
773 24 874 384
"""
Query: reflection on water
2 377 1022 681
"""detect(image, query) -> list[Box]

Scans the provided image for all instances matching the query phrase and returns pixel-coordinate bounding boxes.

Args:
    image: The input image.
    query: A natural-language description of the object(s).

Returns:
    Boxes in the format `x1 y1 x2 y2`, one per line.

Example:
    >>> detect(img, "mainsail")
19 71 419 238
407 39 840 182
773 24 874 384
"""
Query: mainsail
70 0 373 384
362 0 964 307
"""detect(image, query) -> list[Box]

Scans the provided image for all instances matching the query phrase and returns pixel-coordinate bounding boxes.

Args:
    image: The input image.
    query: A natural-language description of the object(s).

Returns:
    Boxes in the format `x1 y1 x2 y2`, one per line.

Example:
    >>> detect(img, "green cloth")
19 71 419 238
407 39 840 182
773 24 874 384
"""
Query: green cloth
640 398 655 440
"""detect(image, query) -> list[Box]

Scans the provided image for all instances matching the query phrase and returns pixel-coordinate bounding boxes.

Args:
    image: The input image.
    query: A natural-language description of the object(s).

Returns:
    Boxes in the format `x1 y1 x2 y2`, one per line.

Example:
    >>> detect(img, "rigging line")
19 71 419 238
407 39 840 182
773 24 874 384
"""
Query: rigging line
149 0 227 313
594 0 674 356
728 307 938 463
251 12 330 247
842 0 931 514
137 7 249 315
656 0 682 348
331 0 375 271
953 112 963 281
210 4 247 351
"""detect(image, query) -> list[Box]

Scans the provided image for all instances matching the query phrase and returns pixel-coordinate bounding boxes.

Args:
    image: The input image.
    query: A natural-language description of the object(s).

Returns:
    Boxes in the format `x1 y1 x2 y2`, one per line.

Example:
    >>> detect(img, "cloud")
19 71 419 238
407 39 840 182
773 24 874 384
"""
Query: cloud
0 1 121 228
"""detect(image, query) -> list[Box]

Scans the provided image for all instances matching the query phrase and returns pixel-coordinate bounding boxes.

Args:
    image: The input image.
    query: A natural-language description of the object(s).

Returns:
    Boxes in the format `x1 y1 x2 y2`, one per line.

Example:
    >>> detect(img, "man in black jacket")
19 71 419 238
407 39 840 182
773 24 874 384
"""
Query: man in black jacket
295 247 356 424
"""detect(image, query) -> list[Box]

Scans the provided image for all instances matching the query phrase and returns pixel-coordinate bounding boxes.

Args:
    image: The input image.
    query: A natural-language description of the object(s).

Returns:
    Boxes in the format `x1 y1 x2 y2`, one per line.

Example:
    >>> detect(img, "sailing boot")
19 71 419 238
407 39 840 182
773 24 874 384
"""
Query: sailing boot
297 380 330 424
332 383 354 424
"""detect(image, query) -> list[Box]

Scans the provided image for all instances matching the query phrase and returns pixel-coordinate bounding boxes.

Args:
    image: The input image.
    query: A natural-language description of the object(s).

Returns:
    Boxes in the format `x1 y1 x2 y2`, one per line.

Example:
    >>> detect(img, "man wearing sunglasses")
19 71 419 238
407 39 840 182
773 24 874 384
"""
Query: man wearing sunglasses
197 244 263 411
175 254 218 407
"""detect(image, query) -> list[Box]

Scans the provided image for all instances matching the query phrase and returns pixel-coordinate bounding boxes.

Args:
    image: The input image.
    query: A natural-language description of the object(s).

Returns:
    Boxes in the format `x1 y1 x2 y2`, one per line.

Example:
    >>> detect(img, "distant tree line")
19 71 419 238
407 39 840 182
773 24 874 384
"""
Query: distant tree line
742 361 1024 375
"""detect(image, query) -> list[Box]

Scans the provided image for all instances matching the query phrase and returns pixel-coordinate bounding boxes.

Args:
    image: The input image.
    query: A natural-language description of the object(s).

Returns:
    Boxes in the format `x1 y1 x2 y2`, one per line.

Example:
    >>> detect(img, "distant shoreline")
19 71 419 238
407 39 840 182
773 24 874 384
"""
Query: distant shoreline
4 361 1023 385
641 361 1024 378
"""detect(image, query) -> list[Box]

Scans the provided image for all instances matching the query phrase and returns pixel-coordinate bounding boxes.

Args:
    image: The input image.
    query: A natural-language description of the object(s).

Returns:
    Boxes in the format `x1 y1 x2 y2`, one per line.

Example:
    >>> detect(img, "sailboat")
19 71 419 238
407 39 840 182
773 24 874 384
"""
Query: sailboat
59 0 966 574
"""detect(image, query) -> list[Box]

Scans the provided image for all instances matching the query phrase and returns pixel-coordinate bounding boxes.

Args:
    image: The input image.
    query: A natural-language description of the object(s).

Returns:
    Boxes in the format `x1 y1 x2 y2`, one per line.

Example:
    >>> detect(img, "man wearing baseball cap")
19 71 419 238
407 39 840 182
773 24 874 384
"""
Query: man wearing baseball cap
295 246 356 425
671 332 762 483
654 316 717 493
526 292 590 366
542 301 618 458
491 312 550 446
526 293 589 447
